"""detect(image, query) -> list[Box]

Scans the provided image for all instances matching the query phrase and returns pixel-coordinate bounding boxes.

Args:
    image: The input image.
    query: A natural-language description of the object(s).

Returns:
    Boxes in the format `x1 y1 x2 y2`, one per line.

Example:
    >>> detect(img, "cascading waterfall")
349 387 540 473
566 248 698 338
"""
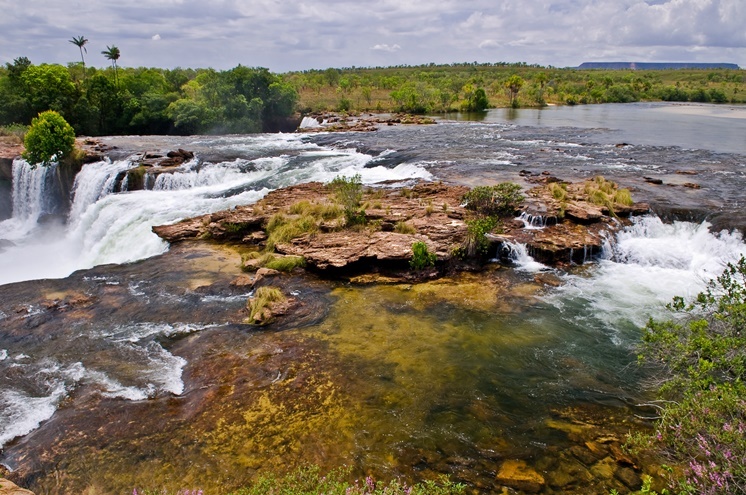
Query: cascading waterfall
9 159 58 226
68 159 136 225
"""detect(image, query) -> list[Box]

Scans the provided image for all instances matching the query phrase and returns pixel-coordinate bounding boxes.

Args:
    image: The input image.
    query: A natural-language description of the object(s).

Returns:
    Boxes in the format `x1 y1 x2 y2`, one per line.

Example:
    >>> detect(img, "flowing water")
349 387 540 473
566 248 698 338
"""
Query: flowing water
1 103 746 493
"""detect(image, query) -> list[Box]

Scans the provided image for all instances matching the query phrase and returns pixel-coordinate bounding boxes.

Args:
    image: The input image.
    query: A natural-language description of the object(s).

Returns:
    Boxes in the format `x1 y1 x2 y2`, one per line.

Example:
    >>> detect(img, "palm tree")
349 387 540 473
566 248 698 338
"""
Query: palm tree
101 45 121 86
69 35 88 80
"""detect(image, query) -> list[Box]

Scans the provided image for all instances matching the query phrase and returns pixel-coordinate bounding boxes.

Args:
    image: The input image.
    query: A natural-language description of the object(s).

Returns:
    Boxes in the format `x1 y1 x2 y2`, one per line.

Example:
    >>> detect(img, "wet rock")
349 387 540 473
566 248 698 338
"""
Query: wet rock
644 177 664 185
682 182 701 189
547 457 593 489
615 466 642 491
564 201 604 223
252 268 281 287
495 459 545 493
590 457 616 480
0 478 35 495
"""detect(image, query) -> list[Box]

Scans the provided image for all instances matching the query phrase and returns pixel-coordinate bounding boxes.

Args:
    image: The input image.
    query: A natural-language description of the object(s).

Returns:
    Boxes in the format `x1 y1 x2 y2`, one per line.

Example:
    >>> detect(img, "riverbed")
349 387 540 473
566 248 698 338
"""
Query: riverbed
1 103 746 494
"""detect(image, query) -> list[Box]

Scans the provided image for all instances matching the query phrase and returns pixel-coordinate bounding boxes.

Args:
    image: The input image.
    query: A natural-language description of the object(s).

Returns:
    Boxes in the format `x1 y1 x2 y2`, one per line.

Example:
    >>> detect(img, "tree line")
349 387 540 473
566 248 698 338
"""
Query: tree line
285 63 744 114
0 54 299 136
1 45 743 137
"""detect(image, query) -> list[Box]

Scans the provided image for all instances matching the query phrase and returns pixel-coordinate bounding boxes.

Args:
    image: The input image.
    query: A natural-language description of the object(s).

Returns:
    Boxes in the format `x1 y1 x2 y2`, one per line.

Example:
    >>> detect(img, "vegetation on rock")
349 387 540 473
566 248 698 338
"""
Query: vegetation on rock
329 174 365 226
633 256 746 494
410 241 436 270
462 182 524 217
22 110 76 166
247 286 286 324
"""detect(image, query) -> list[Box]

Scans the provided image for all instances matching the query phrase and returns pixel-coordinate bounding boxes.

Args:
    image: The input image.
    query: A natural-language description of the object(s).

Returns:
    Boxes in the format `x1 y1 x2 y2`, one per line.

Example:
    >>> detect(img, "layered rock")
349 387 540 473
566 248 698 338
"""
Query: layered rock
153 177 649 274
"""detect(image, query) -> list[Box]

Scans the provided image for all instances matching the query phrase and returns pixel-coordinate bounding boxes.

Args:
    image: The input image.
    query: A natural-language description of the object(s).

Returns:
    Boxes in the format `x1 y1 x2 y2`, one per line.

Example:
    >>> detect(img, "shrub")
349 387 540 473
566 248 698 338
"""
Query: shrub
635 256 746 494
462 183 524 217
463 216 499 257
22 110 76 167
410 241 436 270
329 174 365 226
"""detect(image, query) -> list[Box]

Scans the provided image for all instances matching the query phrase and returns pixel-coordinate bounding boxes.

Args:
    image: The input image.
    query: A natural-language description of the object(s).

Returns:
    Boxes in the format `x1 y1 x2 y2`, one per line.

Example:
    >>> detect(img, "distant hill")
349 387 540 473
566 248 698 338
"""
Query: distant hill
578 62 741 70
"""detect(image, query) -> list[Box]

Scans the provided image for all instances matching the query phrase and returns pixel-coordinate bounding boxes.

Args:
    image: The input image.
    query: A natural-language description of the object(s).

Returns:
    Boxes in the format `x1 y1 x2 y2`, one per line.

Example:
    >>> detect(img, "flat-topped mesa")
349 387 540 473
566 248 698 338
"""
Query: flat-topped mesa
152 177 649 273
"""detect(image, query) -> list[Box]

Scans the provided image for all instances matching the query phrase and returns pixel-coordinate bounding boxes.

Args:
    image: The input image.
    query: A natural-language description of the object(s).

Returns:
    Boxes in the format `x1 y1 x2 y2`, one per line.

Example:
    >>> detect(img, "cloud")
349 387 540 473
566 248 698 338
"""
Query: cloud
151 34 161 41
371 43 402 52
0 0 742 71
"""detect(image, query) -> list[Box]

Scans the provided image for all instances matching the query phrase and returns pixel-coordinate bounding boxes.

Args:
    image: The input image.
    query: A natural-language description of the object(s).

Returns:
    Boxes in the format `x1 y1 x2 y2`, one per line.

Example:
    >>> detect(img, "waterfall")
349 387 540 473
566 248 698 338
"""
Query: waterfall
10 159 58 224
68 159 134 226
502 241 548 272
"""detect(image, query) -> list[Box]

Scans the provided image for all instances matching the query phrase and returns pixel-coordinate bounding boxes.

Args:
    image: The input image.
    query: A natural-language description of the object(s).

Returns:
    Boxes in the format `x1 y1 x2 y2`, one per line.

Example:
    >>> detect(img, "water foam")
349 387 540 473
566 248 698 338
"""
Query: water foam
548 215 746 341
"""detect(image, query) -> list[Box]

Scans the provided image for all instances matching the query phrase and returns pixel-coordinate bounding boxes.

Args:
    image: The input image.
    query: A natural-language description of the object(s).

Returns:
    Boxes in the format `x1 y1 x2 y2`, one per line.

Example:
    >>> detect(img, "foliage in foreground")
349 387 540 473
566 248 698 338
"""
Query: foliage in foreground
635 256 746 494
22 110 76 166
230 465 465 495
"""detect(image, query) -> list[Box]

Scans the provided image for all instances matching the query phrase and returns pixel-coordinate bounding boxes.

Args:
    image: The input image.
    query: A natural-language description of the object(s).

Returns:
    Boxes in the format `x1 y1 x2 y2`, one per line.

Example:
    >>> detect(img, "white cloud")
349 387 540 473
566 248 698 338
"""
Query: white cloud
371 43 401 52
0 0 742 71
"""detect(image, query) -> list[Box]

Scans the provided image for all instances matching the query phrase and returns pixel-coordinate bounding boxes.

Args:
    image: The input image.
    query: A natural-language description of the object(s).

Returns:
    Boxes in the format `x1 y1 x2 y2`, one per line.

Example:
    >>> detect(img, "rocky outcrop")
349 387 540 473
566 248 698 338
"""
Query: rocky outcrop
298 113 436 133
0 478 34 495
153 177 649 274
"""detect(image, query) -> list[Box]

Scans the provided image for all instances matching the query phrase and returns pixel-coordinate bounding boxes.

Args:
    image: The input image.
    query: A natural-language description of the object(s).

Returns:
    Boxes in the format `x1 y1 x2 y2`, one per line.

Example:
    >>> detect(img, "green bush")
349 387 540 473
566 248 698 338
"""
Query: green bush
462 183 524 217
329 174 366 226
635 256 746 494
410 241 436 270
463 216 499 257
22 110 76 167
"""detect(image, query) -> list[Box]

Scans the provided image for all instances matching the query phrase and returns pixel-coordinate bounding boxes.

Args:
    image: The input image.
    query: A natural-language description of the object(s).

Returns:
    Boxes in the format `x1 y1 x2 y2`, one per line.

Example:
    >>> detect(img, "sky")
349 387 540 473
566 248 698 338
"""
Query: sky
1 0 744 73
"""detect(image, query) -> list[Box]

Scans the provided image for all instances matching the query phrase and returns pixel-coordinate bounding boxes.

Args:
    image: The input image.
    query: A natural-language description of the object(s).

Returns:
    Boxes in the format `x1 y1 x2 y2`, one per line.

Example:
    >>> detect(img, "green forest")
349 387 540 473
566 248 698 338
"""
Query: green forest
1 53 744 137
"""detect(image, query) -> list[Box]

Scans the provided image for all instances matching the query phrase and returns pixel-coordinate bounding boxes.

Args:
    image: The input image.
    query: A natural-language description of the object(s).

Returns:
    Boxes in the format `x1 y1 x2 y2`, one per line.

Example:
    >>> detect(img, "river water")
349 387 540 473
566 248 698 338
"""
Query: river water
1 103 746 493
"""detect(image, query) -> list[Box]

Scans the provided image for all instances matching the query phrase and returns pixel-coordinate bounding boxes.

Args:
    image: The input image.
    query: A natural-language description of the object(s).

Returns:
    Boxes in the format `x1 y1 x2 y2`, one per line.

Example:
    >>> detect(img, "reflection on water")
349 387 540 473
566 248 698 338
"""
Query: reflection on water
446 102 746 154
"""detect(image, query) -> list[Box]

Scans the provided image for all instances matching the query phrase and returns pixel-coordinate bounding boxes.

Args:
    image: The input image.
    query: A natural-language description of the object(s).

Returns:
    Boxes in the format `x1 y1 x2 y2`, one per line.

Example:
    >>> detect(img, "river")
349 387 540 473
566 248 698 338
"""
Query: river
1 102 746 494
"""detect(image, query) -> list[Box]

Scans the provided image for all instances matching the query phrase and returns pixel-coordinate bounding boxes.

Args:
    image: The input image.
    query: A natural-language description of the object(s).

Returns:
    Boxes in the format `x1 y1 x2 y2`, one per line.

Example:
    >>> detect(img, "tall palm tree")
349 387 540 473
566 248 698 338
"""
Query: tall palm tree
69 35 88 80
101 45 121 86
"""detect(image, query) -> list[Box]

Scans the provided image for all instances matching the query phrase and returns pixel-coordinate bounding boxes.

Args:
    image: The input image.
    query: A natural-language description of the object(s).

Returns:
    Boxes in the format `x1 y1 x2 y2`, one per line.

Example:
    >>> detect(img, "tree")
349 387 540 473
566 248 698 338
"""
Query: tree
101 45 121 86
504 75 524 107
69 35 88 79
22 110 76 166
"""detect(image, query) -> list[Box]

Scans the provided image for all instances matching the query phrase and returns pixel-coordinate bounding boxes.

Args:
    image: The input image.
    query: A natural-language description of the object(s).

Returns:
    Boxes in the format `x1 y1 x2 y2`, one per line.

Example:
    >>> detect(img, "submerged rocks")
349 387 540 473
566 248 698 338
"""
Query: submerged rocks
496 460 546 493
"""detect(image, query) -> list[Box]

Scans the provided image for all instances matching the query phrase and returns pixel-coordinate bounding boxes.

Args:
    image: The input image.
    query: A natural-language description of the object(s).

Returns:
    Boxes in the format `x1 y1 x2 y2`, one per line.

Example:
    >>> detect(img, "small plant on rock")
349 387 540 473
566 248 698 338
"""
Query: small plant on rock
247 286 285 324
329 174 366 226
463 216 499 257
462 183 524 217
410 241 436 270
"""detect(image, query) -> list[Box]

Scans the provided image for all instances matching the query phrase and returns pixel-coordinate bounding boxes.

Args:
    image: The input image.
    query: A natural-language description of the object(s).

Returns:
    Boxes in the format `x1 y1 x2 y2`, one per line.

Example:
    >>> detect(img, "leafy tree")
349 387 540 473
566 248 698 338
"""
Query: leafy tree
22 110 76 166
504 75 524 107
69 35 88 79
20 64 78 117
101 45 121 86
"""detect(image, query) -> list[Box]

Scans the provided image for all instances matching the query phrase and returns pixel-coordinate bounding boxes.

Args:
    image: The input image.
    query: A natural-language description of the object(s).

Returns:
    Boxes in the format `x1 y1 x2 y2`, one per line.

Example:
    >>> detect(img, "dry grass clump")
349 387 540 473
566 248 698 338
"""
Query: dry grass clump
583 176 634 212
394 221 416 234
247 286 285 323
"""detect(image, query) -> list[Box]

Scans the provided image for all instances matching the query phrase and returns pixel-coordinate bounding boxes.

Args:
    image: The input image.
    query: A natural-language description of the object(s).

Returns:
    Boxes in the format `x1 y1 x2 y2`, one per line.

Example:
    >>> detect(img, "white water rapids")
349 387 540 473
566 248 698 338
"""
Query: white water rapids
0 133 432 286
